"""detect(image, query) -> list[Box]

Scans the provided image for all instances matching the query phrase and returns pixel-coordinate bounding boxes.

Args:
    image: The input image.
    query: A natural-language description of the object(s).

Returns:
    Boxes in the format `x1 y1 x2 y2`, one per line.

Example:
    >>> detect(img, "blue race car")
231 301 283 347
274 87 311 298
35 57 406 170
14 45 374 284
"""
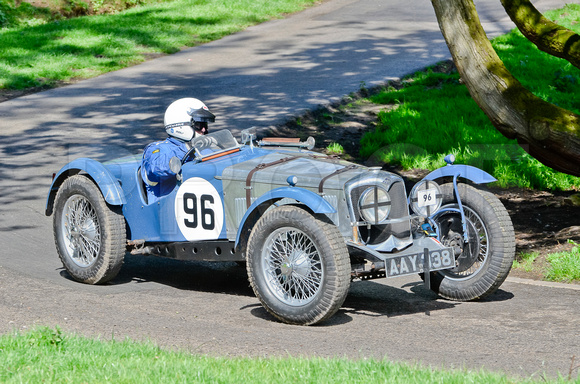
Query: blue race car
46 129 515 325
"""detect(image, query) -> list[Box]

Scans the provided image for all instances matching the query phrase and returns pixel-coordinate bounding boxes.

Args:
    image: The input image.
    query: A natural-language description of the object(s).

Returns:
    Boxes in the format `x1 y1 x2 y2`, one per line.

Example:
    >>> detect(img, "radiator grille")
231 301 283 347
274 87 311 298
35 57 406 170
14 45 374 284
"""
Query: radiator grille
351 179 410 245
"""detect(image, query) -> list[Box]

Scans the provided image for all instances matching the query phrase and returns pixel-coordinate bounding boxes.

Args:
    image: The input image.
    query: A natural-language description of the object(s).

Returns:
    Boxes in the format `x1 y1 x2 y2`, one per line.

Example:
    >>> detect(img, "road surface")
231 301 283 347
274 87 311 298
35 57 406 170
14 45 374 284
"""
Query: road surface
0 0 578 379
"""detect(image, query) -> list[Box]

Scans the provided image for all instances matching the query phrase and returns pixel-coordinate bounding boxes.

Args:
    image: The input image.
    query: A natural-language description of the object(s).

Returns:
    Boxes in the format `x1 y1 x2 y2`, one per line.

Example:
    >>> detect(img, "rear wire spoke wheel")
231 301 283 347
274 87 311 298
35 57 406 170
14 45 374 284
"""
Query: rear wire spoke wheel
429 183 515 301
53 175 126 284
247 206 350 325
62 195 102 268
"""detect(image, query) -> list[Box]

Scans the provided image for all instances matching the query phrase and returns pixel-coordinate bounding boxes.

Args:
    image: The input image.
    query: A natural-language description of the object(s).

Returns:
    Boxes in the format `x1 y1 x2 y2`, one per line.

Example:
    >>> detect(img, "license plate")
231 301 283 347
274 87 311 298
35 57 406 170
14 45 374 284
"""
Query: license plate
385 248 455 278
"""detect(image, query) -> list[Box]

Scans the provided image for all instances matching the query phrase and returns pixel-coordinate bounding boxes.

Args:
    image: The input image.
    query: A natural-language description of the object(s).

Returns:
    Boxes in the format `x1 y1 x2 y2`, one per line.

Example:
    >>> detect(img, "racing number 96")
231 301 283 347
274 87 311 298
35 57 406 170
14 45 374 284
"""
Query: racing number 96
183 193 215 230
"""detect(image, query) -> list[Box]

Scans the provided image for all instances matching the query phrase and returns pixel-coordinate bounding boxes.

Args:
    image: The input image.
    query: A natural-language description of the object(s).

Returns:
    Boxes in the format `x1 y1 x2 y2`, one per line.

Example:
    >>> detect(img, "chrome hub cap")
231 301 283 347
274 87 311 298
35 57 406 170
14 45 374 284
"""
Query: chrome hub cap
261 227 323 306
61 195 101 268
439 206 488 280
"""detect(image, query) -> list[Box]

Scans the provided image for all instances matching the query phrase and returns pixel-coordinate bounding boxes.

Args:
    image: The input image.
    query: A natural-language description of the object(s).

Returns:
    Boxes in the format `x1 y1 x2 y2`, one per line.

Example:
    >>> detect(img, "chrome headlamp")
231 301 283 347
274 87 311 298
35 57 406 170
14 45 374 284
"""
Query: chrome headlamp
358 186 391 224
410 180 442 217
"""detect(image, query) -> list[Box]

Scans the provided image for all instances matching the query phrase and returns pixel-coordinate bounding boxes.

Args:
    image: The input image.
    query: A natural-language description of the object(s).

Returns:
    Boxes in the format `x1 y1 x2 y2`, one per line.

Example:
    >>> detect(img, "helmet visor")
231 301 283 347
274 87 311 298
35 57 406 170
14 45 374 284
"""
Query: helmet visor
189 107 216 123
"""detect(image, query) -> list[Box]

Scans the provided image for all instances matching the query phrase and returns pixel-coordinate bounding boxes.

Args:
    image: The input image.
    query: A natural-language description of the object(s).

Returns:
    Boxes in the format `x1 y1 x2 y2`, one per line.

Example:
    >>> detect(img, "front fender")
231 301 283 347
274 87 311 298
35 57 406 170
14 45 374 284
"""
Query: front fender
423 164 497 184
45 158 126 216
234 187 336 247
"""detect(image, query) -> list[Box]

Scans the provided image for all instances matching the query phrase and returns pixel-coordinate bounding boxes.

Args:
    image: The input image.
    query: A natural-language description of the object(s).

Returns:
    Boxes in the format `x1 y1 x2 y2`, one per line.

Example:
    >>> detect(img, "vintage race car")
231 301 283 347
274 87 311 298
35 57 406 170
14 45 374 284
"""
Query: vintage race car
46 129 515 325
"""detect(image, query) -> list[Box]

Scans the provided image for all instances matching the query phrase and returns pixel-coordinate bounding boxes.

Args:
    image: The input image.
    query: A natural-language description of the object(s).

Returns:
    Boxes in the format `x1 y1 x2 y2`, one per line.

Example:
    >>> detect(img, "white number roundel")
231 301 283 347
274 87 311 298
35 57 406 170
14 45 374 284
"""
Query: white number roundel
175 177 224 241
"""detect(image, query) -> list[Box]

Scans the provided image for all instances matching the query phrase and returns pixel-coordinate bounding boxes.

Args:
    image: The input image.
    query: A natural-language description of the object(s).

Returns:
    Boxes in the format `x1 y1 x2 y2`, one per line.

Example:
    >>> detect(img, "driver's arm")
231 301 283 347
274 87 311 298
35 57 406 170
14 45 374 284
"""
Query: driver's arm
142 142 181 182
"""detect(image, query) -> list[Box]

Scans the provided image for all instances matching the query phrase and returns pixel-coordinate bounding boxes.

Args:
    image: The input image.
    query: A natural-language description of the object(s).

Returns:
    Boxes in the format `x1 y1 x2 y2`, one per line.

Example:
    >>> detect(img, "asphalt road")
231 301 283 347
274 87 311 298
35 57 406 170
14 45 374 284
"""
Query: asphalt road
0 0 578 379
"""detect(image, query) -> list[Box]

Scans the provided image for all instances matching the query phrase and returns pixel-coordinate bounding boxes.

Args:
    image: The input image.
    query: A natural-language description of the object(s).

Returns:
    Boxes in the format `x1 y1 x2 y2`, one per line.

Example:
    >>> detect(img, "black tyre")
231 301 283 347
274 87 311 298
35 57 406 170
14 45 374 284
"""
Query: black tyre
53 175 126 284
246 206 350 325
429 183 515 301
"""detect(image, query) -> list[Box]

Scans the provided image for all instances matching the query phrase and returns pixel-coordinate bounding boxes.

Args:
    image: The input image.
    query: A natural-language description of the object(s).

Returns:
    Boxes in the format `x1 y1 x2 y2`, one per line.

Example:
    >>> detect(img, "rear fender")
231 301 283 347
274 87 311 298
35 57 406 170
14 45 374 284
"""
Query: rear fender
234 187 336 248
45 158 126 216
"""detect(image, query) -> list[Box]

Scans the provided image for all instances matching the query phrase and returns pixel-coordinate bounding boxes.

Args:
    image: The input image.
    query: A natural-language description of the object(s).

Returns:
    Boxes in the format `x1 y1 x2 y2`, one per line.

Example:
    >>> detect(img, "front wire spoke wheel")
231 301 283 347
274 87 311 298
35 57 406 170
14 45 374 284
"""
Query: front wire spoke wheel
247 206 350 325
429 183 515 301
464 208 489 276
263 228 323 306
438 206 489 280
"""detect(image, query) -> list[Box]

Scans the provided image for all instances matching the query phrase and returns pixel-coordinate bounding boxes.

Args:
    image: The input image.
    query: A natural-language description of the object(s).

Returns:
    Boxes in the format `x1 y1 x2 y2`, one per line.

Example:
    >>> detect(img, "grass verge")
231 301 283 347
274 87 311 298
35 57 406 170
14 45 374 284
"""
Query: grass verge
545 241 580 283
358 4 580 191
2 327 578 383
512 241 580 283
512 251 540 273
0 0 161 26
0 0 319 90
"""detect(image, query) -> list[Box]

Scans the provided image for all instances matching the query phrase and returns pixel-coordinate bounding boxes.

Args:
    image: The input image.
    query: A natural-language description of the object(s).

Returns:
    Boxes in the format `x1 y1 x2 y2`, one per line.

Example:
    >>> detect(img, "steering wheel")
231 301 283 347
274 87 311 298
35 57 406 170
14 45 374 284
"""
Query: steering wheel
181 146 198 165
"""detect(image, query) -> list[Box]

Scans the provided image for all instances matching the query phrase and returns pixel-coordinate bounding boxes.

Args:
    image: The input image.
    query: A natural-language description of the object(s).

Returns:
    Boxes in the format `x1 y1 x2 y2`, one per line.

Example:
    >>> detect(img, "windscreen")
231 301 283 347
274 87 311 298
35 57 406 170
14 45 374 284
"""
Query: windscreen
191 130 240 159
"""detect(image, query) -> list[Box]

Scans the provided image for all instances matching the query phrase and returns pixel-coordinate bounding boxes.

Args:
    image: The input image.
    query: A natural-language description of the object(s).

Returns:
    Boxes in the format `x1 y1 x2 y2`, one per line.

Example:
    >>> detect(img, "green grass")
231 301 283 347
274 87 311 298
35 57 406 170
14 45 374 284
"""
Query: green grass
1 327 578 383
0 0 318 89
0 0 153 27
545 241 580 283
512 251 539 272
359 4 580 191
511 241 580 283
326 142 345 155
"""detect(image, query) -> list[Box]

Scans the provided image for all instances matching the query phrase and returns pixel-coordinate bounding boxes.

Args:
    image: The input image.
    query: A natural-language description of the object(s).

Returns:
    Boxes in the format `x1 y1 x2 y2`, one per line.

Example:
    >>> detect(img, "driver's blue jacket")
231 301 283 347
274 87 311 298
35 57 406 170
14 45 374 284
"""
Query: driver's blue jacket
141 137 188 202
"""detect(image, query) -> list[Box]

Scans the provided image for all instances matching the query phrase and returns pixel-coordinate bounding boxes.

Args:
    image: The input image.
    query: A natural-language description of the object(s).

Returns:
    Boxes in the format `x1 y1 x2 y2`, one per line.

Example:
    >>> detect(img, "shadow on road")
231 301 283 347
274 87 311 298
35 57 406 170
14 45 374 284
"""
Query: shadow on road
335 278 513 324
0 27 447 226
57 253 514 326
339 279 456 320
59 254 255 296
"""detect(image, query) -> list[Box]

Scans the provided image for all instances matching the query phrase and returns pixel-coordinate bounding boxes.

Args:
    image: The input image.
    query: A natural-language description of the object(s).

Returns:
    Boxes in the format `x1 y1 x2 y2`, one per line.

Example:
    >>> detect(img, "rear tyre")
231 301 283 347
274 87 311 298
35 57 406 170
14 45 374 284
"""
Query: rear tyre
53 175 126 284
246 206 350 325
429 183 515 301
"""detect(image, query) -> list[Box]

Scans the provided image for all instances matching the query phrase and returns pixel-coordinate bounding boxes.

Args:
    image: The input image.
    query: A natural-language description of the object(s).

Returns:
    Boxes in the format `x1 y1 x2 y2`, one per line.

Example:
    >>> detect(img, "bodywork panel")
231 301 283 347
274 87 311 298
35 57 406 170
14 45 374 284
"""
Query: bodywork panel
46 130 456 270
46 157 127 216
424 164 497 184
220 149 363 240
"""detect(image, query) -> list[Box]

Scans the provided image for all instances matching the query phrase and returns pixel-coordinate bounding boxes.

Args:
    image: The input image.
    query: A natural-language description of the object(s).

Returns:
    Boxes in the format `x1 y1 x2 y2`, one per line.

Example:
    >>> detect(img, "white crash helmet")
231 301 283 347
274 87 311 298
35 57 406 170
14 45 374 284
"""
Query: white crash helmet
164 98 216 141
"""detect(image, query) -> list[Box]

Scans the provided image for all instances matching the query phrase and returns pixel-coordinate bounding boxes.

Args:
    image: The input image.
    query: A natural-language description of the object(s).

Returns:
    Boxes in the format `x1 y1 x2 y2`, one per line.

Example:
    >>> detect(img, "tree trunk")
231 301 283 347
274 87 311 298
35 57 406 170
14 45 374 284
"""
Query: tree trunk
500 0 580 70
430 0 580 176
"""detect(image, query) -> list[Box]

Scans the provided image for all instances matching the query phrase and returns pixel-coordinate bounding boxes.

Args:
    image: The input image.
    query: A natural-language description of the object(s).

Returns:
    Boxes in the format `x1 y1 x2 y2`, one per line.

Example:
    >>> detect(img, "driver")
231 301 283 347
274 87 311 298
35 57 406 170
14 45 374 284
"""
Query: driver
141 98 216 203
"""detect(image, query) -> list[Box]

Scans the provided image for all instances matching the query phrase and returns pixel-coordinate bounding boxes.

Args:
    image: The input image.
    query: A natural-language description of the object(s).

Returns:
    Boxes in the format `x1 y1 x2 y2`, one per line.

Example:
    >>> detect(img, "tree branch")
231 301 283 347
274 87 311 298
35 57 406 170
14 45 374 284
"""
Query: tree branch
500 0 580 70
430 0 580 176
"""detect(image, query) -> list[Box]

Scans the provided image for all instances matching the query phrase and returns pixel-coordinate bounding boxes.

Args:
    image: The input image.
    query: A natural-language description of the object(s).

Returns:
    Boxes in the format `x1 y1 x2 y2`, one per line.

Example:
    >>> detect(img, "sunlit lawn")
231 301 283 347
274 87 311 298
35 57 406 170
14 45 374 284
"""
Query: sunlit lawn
0 0 318 89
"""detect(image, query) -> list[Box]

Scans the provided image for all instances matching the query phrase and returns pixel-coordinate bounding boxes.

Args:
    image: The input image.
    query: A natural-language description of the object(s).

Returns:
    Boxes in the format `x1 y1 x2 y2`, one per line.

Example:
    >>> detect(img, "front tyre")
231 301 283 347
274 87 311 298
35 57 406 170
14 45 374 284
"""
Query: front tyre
53 175 126 284
430 183 515 301
246 206 350 325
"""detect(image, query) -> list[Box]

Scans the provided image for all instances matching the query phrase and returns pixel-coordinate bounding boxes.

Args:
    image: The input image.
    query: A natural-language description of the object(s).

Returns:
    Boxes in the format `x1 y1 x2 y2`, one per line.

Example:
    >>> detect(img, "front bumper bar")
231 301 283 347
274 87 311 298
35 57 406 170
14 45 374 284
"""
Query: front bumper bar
347 237 455 280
